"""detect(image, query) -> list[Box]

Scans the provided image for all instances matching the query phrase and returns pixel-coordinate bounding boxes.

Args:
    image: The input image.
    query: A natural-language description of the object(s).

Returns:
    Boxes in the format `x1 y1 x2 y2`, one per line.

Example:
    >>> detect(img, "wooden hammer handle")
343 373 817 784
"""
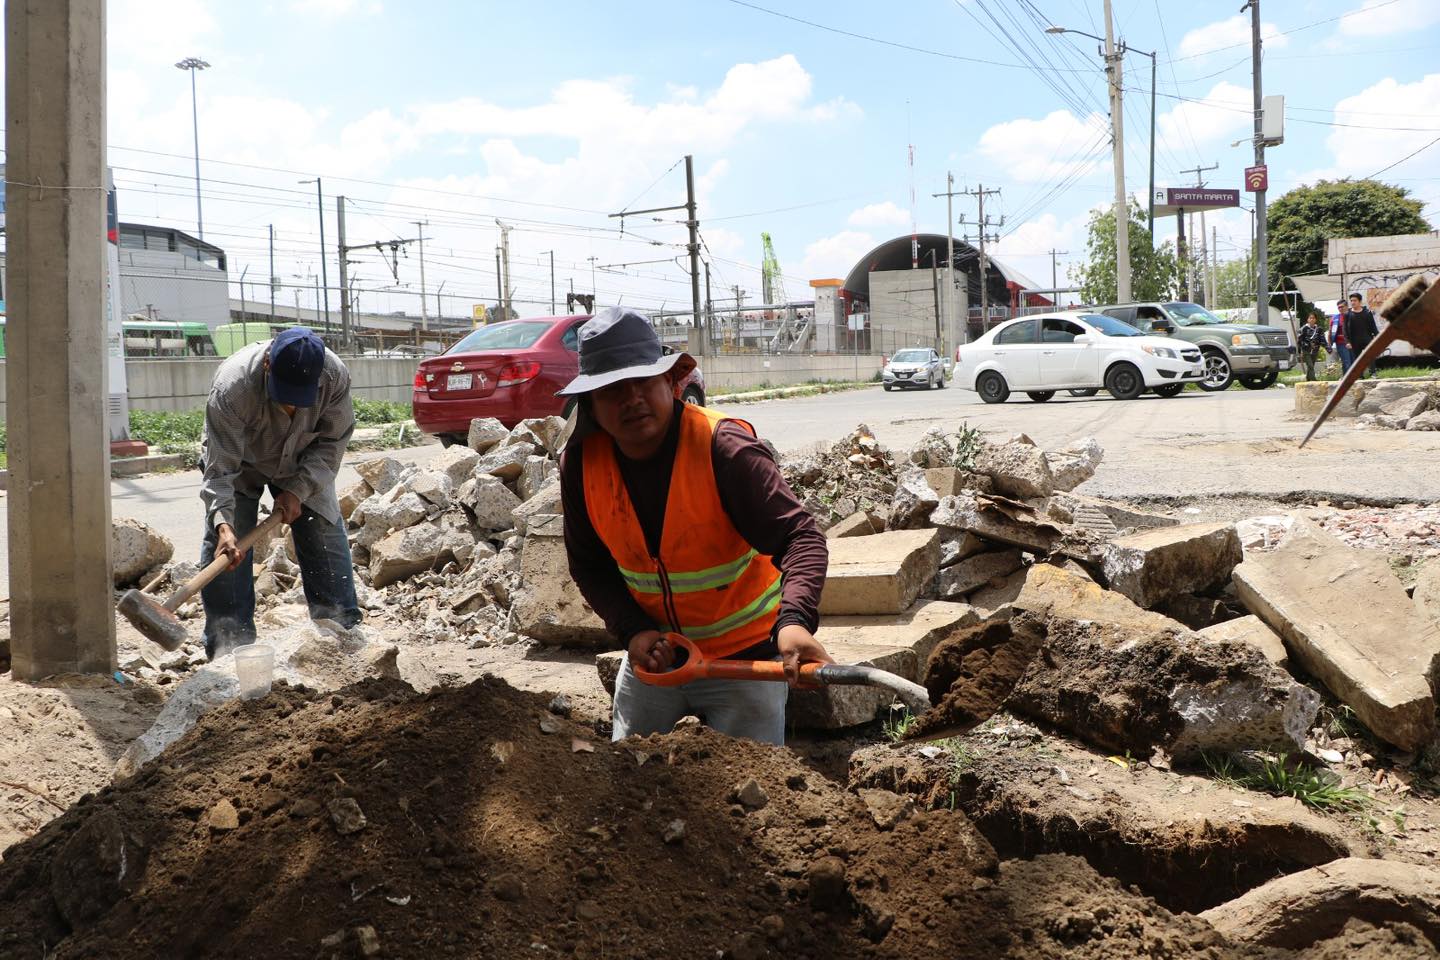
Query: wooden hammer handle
166 512 287 612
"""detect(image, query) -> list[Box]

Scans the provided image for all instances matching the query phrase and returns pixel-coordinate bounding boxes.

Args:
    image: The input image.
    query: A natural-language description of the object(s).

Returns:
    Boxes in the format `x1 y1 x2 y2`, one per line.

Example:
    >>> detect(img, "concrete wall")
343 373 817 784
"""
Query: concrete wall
868 268 945 349
702 352 884 393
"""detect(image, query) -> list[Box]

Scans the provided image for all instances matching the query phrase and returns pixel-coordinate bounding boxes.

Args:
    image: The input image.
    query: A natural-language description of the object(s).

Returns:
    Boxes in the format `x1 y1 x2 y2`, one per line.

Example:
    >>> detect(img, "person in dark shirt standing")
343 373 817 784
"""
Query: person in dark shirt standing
1344 292 1380 377
558 307 832 745
1298 311 1326 381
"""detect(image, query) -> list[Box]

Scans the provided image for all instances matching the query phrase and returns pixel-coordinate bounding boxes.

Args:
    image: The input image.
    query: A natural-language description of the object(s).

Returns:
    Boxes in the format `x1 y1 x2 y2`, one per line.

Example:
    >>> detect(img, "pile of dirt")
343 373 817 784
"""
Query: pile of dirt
3 673 1411 960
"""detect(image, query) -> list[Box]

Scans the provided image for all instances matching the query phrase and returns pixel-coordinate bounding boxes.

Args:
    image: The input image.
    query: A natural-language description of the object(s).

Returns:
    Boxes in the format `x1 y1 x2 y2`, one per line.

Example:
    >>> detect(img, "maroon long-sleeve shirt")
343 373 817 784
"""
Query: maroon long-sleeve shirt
560 402 827 659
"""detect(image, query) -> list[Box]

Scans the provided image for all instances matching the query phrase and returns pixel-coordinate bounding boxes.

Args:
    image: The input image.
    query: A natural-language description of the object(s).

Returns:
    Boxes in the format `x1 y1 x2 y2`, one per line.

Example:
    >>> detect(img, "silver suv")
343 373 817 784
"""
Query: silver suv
882 347 946 391
1096 301 1294 391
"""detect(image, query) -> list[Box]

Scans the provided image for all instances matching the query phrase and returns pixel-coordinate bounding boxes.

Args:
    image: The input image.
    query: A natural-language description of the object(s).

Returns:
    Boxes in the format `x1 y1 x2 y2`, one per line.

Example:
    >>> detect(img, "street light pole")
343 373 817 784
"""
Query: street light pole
174 57 210 244
299 177 331 336
1122 45 1158 248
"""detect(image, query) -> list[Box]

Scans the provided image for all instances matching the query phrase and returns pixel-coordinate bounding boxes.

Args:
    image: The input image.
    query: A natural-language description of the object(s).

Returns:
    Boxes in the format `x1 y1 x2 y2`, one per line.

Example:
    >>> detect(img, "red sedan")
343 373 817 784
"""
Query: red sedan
412 314 706 444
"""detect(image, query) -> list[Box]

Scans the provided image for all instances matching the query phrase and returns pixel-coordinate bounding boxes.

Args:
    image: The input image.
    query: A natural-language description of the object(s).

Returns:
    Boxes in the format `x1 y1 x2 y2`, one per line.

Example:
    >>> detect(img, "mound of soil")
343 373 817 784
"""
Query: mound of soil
905 616 1044 741
1 675 1428 959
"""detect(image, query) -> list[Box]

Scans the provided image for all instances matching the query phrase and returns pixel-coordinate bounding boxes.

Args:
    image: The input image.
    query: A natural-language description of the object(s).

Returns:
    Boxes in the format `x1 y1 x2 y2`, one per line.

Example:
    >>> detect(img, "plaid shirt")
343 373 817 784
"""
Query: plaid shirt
199 340 355 530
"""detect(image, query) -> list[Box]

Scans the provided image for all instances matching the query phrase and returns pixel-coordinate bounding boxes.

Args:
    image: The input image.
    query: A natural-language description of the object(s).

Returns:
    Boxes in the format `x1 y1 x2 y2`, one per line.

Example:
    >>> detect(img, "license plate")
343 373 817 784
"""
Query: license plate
1279 361 1293 370
446 373 472 391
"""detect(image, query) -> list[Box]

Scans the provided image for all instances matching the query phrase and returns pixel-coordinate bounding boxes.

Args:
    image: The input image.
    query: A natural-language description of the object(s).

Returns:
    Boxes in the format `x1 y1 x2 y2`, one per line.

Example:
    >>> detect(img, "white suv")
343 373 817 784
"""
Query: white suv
882 347 947 391
957 312 1205 403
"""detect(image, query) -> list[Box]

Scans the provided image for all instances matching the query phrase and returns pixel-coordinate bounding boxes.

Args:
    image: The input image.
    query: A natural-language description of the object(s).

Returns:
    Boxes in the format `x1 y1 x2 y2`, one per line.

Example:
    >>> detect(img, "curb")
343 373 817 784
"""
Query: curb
0 453 188 491
711 381 877 405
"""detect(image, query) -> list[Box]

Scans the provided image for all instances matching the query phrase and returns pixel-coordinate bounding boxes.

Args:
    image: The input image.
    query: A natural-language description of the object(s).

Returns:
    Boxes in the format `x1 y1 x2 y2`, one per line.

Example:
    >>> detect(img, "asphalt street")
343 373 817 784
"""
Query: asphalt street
2 383 1438 599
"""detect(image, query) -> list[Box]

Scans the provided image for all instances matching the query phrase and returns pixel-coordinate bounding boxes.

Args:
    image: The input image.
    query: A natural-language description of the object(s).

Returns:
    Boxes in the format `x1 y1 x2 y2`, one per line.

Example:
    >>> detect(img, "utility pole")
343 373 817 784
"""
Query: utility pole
704 260 713 337
495 219 513 319
1103 0 1130 302
413 220 428 332
546 250 556 314
268 224 277 322
300 177 331 335
1049 249 1069 305
337 196 351 349
931 172 964 354
1179 162 1217 304
495 248 504 317
1211 226 1220 307
1245 0 1270 328
959 184 1002 329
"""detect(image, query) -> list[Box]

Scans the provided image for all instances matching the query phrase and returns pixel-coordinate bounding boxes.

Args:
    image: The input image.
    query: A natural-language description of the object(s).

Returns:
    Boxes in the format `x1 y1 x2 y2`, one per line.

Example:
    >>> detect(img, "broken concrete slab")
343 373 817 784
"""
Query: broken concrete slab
1356 412 1408 430
935 549 1024 600
1234 514 1297 554
458 475 523 531
938 530 988 568
1382 391 1431 421
1414 560 1440 624
1197 615 1288 667
1047 491 1179 533
112 517 175 586
369 522 449 588
972 440 1054 500
1359 380 1435 415
966 568 1028 617
1408 409 1440 432
511 524 610 646
825 511 883 539
513 416 566 457
1044 437 1103 493
1100 521 1242 610
404 470 454 508
517 455 556 501
930 491 1063 554
429 445 481 486
887 472 940 530
1013 563 1185 634
818 529 941 616
1198 858 1440 950
1233 519 1440 752
923 467 992 498
354 456 405 495
511 478 562 535
475 442 536 482
338 480 372 522
1002 612 1320 761
467 417 509 453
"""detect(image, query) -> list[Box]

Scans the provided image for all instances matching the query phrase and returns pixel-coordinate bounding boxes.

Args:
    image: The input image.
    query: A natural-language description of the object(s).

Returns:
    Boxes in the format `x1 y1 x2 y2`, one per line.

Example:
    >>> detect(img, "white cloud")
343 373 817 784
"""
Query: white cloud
976 110 1110 182
848 201 910 229
289 0 382 15
796 230 876 282
1177 15 1287 59
1156 81 1253 149
1324 74 1440 185
1339 0 1440 36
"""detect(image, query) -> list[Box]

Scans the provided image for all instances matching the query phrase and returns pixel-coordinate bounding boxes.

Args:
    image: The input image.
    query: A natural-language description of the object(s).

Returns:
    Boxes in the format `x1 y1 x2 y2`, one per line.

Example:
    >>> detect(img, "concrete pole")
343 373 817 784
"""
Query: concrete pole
413 220 428 332
1103 0 1131 303
7 0 116 678
684 155 704 358
337 195 351 349
945 172 955 356
1249 0 1269 328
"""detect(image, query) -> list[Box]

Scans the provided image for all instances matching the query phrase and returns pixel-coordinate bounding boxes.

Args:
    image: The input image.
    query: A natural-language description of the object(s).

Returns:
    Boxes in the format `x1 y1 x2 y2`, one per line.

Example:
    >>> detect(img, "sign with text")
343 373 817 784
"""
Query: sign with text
1245 165 1268 192
1166 188 1239 208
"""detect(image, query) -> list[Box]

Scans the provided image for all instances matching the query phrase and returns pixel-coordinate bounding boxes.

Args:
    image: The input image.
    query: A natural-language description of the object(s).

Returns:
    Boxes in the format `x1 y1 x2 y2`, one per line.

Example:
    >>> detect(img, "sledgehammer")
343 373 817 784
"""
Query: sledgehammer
117 512 285 650
1302 275 1440 447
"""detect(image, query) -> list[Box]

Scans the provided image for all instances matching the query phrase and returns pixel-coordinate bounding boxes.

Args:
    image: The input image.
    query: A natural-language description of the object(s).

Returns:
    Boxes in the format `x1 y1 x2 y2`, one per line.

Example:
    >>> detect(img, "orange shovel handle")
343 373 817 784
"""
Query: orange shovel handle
631 632 821 687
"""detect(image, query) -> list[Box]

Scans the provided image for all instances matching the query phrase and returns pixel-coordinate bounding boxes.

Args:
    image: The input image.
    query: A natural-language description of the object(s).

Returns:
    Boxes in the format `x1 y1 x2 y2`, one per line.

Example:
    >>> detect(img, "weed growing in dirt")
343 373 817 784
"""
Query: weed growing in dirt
952 423 983 471
883 710 917 742
1203 752 1370 812
944 741 977 784
1324 704 1363 740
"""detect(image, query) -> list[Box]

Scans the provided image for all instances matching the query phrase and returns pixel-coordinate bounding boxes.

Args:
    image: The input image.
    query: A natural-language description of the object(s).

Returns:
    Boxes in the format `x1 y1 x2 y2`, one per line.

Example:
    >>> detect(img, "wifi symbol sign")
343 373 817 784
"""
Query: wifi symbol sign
1245 165 1268 192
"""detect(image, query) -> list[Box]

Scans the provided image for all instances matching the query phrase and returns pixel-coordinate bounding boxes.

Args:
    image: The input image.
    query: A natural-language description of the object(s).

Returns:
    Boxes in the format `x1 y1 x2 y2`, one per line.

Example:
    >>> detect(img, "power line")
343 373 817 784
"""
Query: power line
1366 133 1440 181
1162 1 1403 63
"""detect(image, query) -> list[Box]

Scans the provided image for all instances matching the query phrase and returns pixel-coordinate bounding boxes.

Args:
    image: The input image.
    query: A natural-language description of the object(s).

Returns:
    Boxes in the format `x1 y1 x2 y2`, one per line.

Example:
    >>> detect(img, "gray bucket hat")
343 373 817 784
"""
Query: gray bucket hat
557 306 695 396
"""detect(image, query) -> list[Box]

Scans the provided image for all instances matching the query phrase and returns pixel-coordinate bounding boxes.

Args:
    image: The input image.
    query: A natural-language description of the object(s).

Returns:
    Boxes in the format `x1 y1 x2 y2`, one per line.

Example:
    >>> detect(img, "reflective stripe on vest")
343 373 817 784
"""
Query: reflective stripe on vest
582 403 782 658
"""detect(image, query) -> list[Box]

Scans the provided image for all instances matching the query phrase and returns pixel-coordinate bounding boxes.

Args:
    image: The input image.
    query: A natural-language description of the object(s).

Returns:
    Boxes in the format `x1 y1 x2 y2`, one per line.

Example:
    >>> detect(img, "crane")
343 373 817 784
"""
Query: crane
760 232 787 308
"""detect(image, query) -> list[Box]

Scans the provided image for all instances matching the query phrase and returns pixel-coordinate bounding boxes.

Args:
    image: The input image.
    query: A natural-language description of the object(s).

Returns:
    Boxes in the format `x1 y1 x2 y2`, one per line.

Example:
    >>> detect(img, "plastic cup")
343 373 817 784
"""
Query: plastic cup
233 644 274 699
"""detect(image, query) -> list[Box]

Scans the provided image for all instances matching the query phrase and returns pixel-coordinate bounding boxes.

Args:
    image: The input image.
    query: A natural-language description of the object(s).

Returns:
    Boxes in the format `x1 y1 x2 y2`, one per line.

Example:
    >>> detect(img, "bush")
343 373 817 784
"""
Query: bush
352 398 412 425
129 409 205 448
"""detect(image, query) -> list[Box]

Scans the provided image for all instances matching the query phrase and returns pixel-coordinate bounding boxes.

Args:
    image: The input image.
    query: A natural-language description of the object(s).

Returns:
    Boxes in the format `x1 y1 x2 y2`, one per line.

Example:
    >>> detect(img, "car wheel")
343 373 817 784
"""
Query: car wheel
1153 383 1184 398
682 385 705 405
438 433 454 449
1026 391 1055 402
1198 350 1234 392
1105 362 1144 400
883 383 893 392
1067 388 1100 397
977 371 1010 404
1239 370 1278 390
937 373 946 389
928 371 938 390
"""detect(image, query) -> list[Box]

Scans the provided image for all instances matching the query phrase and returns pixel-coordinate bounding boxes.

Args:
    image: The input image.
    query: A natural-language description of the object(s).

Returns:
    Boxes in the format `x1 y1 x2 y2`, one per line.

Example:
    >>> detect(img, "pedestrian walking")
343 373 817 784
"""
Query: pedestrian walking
1344 293 1380 378
1298 311 1326 381
1329 299 1353 373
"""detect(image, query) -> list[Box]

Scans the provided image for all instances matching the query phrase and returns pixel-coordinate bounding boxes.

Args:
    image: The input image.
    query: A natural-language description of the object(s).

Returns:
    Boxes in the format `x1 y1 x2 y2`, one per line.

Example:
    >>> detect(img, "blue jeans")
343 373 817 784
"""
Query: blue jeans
610 653 788 745
1337 343 1354 372
200 489 361 658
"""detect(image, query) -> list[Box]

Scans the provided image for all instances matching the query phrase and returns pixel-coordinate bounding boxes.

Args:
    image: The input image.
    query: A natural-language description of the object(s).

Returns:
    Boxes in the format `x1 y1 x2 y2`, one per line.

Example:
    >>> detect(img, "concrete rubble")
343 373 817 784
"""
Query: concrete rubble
1099 521 1242 609
111 517 174 587
819 529 941 615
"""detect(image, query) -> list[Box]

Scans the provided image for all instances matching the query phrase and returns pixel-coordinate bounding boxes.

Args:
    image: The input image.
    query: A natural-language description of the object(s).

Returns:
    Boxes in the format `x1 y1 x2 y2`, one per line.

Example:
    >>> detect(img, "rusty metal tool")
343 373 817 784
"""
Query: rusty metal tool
633 632 932 714
117 512 285 650
1302 275 1440 447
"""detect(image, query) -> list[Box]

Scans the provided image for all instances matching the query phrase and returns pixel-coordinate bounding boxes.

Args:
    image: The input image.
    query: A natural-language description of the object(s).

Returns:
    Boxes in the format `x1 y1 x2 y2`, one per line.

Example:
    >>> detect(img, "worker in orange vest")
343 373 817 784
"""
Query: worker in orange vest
558 307 833 745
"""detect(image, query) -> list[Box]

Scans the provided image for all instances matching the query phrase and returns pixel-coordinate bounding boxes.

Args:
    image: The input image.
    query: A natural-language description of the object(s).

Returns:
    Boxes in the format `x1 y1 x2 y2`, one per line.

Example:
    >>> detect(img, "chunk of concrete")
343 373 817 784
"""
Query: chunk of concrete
459 474 523 531
369 522 448 587
112 517 175 586
1100 521 1242 609
930 492 1062 554
511 478 562 535
338 479 372 522
1044 436 1103 493
825 511 882 539
819 529 941 616
936 549 1024 600
972 440 1055 500
467 417 509 453
1382 391 1430 421
475 441 537 482
517 455 557 501
511 525 610 646
1356 412 1407 430
1359 380 1433 415
888 472 940 530
404 470 454 508
938 530 988 568
966 568 1028 617
1234 520 1440 751
429 445 481 486
1414 560 1440 624
1005 613 1320 761
1198 858 1440 950
924 467 993 498
1409 409 1440 432
354 456 405 495
1013 563 1185 634
1047 491 1179 533
1197 615 1288 667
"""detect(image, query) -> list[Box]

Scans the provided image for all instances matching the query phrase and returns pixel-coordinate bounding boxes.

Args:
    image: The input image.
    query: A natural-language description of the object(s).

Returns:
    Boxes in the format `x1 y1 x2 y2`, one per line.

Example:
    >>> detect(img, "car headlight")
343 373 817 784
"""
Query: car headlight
1142 345 1177 359
1231 332 1261 346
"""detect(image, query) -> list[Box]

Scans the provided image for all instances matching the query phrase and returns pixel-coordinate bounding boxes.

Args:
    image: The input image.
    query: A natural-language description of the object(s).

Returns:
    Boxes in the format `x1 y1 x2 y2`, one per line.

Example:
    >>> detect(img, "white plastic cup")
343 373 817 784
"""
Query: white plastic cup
233 644 274 699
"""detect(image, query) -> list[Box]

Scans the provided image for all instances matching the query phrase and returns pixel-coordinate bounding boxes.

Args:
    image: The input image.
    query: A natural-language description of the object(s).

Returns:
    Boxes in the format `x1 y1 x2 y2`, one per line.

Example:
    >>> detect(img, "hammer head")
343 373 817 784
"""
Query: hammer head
117 589 188 651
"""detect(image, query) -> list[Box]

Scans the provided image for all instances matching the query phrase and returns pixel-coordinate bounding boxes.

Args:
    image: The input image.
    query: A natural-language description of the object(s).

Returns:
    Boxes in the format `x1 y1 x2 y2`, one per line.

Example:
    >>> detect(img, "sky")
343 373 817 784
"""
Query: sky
45 0 1440 320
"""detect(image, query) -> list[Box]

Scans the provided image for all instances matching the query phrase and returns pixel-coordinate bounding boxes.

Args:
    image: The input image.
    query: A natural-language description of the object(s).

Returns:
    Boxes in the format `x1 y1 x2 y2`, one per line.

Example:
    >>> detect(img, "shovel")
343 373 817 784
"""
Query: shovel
632 632 933 715
1302 275 1440 447
117 512 285 651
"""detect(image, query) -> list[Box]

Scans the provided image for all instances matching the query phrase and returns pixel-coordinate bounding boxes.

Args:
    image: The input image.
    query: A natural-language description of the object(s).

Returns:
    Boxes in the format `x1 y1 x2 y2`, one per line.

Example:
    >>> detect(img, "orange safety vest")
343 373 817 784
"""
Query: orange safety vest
582 404 782 658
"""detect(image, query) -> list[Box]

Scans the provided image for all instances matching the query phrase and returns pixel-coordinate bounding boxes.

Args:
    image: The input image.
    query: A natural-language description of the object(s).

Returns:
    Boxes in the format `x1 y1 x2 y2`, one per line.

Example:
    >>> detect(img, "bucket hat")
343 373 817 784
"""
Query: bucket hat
557 307 695 396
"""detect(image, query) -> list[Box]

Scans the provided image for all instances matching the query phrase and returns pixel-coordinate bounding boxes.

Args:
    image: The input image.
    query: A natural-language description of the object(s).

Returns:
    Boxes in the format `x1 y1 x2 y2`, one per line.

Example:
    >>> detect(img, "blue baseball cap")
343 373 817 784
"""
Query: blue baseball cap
267 327 326 407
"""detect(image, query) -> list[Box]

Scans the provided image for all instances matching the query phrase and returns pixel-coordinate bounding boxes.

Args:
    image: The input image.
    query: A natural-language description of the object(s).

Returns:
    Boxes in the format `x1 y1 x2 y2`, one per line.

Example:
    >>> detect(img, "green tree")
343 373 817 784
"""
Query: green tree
1212 257 1254 309
1071 200 1181 304
1267 179 1431 282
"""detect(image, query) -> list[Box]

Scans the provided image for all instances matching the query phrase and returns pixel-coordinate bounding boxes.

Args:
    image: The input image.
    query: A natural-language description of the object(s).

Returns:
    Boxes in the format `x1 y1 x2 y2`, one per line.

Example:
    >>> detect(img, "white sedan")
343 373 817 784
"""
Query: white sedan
956 312 1206 403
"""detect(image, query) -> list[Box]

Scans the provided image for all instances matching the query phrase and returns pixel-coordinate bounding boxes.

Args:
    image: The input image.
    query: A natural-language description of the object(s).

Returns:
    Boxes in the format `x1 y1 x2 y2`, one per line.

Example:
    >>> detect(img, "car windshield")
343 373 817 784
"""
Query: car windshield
449 321 551 353
892 349 929 362
1083 314 1144 338
1164 302 1229 327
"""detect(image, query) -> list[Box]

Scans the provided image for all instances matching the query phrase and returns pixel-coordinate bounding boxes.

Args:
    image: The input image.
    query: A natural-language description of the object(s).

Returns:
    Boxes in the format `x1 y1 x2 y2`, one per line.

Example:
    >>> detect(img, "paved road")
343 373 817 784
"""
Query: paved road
3 384 1438 598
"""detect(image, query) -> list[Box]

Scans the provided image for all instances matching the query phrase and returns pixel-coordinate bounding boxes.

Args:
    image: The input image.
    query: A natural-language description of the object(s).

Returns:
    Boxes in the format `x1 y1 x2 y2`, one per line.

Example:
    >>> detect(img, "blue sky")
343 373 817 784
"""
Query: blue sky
94 0 1440 318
